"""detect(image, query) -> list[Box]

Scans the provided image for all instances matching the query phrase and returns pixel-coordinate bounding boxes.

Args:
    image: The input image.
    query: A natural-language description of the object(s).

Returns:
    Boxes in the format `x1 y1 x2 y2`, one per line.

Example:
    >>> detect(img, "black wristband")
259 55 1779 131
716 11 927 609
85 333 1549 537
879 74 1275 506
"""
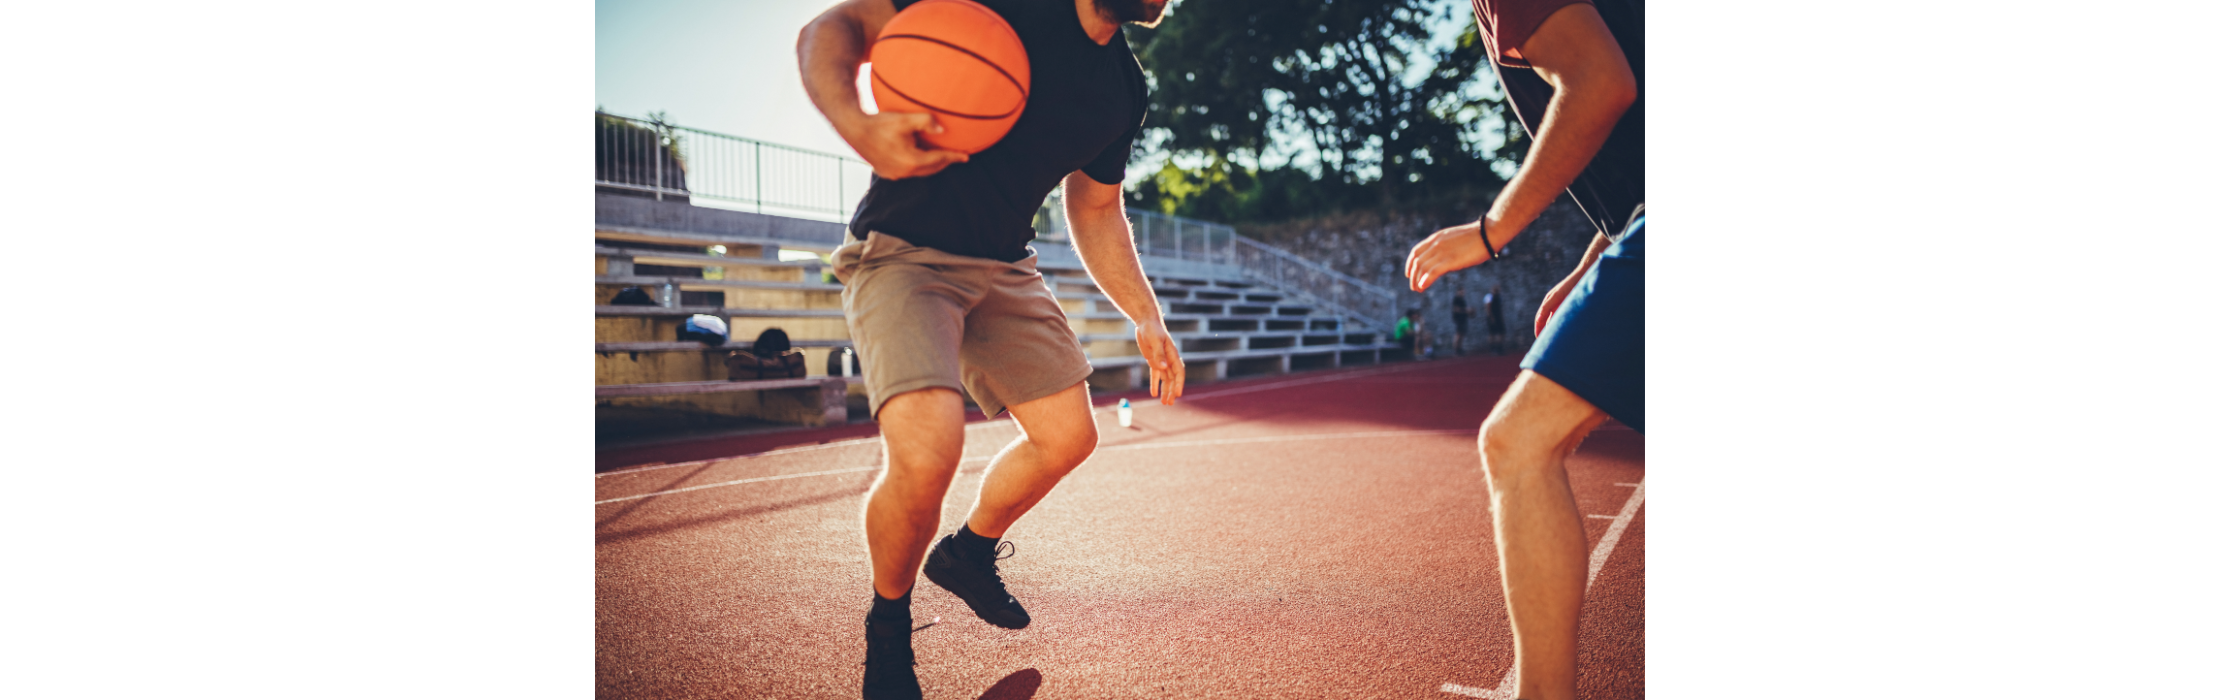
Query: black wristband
1478 216 1501 260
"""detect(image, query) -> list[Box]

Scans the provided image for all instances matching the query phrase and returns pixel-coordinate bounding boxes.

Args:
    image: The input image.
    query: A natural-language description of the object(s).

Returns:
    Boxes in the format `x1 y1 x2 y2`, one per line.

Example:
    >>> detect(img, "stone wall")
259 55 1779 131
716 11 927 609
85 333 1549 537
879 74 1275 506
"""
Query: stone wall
1238 200 1601 356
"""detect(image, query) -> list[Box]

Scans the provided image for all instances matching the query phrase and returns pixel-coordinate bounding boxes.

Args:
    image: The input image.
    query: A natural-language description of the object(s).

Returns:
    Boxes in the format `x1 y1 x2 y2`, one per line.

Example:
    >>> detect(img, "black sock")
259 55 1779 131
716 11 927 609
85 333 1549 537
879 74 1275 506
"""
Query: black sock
954 523 999 561
869 587 911 621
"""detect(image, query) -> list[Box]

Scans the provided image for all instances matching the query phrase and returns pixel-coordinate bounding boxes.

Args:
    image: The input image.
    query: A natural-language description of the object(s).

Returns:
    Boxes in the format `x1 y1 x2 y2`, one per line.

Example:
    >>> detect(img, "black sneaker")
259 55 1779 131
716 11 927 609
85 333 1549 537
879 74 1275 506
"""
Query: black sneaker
862 613 921 700
922 536 1030 629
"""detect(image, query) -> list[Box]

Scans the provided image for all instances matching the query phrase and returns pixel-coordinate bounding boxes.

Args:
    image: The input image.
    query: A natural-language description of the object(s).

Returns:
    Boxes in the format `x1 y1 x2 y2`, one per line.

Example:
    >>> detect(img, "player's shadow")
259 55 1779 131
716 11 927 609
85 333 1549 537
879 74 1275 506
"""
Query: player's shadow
973 668 1042 700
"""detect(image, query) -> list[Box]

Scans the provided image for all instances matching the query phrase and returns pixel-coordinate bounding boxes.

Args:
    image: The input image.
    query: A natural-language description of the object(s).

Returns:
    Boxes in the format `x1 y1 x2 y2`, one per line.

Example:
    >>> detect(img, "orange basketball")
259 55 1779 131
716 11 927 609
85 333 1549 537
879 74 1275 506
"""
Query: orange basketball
868 0 1030 154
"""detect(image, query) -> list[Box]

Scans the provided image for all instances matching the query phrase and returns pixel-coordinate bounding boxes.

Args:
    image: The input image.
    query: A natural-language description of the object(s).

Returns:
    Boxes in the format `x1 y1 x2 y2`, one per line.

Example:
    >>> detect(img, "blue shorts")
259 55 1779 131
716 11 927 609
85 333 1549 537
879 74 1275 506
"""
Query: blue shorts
1521 217 1644 432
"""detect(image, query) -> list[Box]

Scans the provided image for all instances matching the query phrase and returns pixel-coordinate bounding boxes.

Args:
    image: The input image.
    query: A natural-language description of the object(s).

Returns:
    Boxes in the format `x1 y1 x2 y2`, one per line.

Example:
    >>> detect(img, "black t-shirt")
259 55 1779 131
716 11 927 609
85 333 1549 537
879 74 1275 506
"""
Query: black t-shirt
1476 0 1644 238
848 0 1148 262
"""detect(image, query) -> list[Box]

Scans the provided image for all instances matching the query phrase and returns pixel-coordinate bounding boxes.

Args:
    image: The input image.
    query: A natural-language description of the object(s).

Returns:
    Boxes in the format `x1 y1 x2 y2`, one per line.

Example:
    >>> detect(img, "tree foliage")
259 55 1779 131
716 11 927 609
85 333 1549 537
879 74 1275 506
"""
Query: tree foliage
1124 0 1525 223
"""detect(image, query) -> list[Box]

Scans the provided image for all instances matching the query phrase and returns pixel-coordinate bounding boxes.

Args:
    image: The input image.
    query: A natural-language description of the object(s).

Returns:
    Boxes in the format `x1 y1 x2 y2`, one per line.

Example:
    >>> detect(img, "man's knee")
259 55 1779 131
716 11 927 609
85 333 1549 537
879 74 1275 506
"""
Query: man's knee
1029 409 1098 468
1477 372 1605 481
1478 415 1557 483
877 387 967 492
1009 383 1099 468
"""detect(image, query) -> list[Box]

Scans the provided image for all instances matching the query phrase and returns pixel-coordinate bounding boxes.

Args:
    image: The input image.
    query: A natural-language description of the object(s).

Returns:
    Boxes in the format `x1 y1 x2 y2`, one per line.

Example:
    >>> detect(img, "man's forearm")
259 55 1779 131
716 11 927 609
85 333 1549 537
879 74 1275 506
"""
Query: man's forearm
1482 84 1633 247
796 8 872 142
1067 204 1163 327
1482 4 1637 248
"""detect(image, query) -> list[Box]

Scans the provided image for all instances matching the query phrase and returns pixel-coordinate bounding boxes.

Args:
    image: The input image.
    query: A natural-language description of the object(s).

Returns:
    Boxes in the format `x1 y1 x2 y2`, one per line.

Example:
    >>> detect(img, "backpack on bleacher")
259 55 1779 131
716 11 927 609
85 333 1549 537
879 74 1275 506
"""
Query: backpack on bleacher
610 286 657 306
726 327 806 381
677 314 729 347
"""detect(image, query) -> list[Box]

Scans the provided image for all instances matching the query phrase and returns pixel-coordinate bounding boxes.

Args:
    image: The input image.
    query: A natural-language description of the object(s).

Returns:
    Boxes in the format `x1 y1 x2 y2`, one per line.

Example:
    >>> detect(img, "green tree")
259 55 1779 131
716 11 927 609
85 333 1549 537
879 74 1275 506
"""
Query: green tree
1126 0 1524 223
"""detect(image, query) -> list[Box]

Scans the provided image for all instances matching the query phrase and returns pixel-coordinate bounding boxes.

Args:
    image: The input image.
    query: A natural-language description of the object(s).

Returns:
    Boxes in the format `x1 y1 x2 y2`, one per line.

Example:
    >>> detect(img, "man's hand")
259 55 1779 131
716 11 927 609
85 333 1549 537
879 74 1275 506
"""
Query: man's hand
1404 220 1495 292
1064 170 1185 405
1409 3 1636 295
1536 272 1582 336
1534 232 1612 335
1135 322 1185 405
798 0 968 180
841 111 969 180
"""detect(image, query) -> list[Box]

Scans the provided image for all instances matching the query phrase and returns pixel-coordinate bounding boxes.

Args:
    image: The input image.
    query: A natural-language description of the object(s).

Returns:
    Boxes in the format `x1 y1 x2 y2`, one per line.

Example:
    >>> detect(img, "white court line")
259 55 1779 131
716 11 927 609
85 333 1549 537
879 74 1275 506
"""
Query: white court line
594 466 881 505
1177 362 1435 402
600 362 1453 479
1587 482 1645 589
598 439 884 478
1446 481 1646 700
592 430 1473 504
597 419 1031 479
1438 682 1501 699
604 361 1451 480
597 455 1006 505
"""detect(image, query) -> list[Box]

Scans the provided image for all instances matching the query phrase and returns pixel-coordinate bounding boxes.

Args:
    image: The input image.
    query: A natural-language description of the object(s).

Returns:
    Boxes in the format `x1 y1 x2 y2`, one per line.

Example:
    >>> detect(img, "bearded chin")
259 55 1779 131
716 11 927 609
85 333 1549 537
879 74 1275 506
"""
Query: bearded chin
1093 0 1164 26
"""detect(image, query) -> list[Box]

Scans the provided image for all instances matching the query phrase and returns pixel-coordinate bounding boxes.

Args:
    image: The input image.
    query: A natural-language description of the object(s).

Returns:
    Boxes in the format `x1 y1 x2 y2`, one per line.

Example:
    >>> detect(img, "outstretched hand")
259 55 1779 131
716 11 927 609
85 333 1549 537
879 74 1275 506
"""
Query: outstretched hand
1404 221 1493 293
1536 275 1582 336
845 111 969 180
1136 322 1185 405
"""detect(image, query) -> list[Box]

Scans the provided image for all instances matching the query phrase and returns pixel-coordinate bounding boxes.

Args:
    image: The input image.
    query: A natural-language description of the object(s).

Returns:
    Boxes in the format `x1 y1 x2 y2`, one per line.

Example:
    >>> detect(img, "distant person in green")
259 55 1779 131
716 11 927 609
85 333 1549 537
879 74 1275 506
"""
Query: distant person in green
1394 308 1421 359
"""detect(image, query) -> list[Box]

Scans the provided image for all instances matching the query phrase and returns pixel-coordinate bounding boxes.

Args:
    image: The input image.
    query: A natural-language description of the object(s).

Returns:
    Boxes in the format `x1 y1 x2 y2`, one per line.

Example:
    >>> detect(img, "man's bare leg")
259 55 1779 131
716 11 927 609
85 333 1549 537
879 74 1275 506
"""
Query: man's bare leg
865 387 967 600
1478 370 1608 700
966 382 1099 538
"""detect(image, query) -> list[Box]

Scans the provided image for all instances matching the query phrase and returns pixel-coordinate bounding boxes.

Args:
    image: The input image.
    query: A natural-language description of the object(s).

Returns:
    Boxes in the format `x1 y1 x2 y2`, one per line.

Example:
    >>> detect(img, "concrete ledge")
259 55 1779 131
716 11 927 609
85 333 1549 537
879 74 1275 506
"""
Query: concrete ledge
595 376 854 426
595 377 840 397
597 340 856 353
597 275 841 292
597 246 823 270
595 306 844 318
597 224 824 252
596 193 848 248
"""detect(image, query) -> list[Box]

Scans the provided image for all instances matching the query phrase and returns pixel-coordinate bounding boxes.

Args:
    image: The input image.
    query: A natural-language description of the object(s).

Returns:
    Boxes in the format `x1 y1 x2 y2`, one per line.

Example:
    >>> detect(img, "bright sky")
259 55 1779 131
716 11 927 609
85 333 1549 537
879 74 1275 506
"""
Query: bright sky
595 0 1482 185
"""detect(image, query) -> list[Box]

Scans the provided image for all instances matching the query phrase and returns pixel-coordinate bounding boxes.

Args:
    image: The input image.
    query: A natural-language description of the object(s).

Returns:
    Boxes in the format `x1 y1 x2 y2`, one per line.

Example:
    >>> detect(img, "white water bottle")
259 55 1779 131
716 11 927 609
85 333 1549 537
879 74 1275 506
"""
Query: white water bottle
1118 398 1133 428
840 347 855 377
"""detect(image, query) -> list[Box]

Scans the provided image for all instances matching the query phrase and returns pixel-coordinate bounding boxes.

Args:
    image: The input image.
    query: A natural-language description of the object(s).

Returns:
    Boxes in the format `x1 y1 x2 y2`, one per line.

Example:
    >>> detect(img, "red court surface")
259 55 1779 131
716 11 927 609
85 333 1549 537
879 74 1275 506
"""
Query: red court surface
596 355 1644 699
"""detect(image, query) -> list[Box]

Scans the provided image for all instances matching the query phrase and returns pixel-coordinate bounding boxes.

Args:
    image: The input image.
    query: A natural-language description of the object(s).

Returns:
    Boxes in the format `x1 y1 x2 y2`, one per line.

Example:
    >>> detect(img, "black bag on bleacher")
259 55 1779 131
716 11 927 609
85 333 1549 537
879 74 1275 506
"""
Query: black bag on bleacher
725 328 807 380
610 286 657 306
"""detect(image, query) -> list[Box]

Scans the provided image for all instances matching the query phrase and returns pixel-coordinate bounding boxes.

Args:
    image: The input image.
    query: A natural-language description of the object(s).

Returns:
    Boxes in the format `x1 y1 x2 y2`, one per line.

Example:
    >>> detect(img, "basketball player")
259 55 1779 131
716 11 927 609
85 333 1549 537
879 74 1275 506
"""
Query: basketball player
1402 1 1642 699
797 0 1177 697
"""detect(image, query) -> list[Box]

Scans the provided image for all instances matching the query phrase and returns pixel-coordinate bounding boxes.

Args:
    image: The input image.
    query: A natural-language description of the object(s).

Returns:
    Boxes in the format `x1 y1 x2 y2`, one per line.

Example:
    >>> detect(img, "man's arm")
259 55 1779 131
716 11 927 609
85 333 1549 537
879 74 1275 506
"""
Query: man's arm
797 0 970 179
1404 3 1636 292
1064 171 1185 405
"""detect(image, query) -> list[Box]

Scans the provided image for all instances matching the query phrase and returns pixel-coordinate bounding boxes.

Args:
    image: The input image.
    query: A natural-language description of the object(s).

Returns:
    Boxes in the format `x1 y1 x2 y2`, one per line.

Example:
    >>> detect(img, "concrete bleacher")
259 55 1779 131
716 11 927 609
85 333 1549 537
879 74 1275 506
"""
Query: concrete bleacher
1037 265 1402 393
593 193 1402 433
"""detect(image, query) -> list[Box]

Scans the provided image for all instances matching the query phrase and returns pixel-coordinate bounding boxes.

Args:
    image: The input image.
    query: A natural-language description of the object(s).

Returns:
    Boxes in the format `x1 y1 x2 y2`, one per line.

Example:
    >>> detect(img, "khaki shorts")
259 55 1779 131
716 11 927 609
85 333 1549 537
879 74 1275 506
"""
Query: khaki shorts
833 232 1093 419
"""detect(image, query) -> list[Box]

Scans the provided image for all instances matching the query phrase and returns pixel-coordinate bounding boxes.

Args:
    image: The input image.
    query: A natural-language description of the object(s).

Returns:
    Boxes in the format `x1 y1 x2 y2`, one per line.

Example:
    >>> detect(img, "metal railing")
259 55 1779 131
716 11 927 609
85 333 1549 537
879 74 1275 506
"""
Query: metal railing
595 112 871 221
1033 202 1240 262
1231 235 1397 330
1033 201 1396 329
593 112 1393 329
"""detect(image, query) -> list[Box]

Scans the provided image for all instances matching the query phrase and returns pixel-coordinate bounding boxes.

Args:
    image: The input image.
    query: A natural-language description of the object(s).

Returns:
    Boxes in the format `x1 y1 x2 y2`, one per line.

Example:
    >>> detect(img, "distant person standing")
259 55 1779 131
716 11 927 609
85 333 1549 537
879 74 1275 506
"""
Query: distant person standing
1450 287 1474 356
1483 283 1506 353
